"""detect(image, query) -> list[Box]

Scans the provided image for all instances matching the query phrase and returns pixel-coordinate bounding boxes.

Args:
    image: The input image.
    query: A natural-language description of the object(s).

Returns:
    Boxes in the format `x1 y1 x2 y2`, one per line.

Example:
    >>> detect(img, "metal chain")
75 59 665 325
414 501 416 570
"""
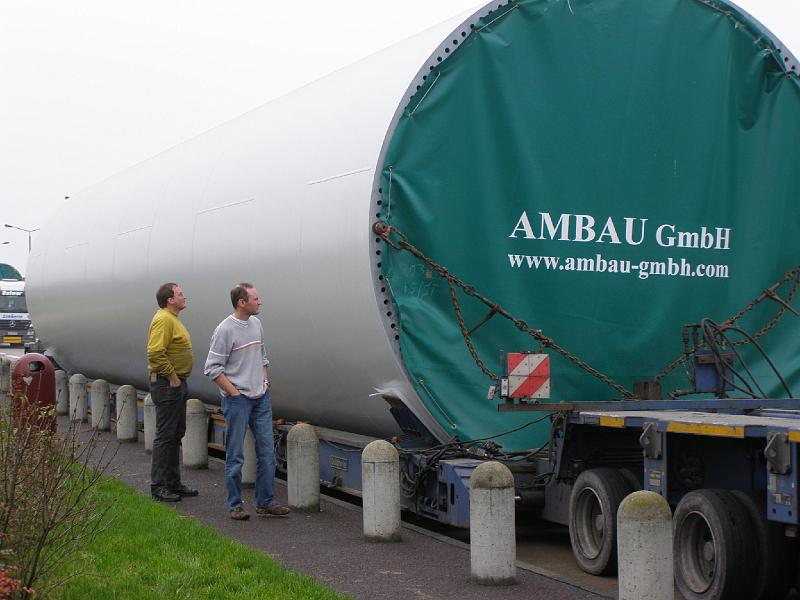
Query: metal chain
653 353 692 383
653 266 800 381
374 221 636 399
447 280 498 380
725 270 800 344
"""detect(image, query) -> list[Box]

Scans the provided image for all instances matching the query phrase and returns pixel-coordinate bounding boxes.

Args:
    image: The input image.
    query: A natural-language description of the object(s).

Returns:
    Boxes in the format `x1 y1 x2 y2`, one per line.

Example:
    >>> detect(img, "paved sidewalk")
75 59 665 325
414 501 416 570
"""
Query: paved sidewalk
90 422 602 600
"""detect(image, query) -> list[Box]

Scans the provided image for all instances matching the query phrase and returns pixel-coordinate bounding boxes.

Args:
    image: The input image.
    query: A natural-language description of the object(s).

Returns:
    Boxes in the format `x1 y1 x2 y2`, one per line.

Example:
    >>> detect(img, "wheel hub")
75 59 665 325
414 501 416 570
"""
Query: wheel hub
702 540 715 563
677 510 716 594
594 514 604 533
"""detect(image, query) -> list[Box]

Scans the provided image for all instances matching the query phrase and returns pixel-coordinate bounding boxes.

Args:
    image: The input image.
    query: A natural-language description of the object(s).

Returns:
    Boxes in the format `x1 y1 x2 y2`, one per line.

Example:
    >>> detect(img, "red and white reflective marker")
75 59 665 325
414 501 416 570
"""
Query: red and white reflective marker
506 353 550 399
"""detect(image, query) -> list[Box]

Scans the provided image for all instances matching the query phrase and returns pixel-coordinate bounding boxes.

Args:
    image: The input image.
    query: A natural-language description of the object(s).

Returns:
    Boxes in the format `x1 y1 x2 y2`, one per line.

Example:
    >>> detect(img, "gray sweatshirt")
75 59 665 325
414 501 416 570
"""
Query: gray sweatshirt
204 315 270 399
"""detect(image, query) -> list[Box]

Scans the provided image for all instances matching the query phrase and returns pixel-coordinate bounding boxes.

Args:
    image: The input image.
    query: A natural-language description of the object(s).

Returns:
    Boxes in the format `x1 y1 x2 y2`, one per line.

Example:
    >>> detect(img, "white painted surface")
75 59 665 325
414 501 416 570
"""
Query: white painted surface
24 5 488 445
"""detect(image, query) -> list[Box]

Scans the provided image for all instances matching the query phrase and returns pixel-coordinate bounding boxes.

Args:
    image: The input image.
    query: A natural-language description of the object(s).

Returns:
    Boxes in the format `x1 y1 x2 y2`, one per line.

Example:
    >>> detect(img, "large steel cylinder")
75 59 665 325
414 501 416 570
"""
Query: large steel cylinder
26 1 800 451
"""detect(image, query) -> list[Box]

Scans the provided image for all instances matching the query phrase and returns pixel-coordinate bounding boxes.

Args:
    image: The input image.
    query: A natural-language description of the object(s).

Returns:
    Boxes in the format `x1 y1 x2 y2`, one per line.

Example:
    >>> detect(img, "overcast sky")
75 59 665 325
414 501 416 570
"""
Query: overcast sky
0 0 797 275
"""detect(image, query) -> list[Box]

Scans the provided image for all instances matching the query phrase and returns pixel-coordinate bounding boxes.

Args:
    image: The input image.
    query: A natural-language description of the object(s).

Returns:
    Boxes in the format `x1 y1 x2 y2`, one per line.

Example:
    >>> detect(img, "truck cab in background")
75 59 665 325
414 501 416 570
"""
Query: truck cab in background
0 280 35 348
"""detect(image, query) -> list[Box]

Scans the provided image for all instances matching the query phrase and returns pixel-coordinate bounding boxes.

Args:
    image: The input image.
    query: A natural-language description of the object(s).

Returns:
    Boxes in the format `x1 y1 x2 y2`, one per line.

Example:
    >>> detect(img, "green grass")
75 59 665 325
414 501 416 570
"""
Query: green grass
58 477 349 599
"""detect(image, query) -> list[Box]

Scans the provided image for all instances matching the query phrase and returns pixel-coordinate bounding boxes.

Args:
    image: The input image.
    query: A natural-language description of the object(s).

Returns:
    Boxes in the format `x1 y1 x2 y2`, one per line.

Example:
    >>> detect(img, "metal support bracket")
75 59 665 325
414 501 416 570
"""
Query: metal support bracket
765 432 791 474
639 422 663 459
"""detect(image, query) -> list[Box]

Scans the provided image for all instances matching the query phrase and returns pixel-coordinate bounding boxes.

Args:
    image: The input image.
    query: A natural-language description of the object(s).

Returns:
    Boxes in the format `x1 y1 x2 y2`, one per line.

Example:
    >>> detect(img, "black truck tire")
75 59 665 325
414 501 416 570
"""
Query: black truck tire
673 489 757 600
568 468 634 575
731 490 796 600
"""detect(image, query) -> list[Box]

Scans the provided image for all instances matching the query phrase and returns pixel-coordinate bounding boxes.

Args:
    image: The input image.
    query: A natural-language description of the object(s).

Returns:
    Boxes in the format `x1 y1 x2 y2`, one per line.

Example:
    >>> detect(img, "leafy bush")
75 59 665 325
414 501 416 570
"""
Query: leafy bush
0 399 113 598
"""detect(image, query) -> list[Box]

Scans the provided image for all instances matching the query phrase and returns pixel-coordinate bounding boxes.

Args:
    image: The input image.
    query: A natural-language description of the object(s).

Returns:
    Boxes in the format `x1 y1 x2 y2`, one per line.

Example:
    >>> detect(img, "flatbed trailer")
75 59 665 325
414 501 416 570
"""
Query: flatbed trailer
516 399 800 600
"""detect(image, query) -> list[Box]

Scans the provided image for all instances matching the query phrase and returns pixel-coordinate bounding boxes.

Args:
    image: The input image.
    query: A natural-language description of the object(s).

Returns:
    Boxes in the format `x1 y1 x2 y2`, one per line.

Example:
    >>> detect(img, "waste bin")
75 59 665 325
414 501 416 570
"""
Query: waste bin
12 353 56 431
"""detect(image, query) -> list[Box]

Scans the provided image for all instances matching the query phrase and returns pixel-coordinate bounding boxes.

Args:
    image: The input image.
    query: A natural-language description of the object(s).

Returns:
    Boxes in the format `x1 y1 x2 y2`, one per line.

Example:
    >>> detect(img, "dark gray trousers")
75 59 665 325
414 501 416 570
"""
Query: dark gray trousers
149 377 187 492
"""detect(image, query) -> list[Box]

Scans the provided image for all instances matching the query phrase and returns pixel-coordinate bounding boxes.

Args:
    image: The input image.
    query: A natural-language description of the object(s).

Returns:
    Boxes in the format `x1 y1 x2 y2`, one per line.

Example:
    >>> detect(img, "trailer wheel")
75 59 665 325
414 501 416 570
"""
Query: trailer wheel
568 468 634 575
673 489 756 600
731 490 796 600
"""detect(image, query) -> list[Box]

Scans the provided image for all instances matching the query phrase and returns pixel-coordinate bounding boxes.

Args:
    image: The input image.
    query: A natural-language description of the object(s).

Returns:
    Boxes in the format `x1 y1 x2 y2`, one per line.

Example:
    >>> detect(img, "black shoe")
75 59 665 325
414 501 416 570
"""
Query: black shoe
152 487 181 502
170 484 199 497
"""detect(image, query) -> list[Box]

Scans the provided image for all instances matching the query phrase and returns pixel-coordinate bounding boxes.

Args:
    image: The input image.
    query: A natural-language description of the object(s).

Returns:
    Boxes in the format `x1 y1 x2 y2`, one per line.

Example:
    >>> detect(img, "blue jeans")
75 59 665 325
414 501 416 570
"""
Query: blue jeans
221 391 277 511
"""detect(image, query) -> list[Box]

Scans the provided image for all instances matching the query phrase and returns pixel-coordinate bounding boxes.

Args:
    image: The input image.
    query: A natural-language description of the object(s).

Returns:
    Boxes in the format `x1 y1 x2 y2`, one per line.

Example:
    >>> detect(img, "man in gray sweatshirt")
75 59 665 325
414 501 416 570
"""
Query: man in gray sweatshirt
204 283 290 520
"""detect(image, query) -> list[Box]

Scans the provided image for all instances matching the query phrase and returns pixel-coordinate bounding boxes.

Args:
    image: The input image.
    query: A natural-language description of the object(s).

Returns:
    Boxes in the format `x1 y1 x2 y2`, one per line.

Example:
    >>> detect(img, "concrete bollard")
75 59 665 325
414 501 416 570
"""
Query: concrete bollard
470 461 517 585
68 374 88 422
182 399 208 469
0 357 9 394
90 379 111 431
115 385 138 442
242 428 256 487
287 423 320 512
617 491 674 600
55 370 69 415
143 394 155 453
362 440 401 542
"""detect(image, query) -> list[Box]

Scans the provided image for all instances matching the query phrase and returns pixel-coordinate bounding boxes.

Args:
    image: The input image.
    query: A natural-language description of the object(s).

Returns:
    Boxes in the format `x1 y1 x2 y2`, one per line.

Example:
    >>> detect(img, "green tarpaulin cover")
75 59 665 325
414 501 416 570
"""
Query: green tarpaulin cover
380 0 800 451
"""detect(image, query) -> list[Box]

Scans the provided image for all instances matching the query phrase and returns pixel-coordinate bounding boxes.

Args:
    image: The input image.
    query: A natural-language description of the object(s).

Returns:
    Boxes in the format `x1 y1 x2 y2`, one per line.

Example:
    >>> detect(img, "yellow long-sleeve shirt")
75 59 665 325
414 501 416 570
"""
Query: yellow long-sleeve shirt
146 308 193 378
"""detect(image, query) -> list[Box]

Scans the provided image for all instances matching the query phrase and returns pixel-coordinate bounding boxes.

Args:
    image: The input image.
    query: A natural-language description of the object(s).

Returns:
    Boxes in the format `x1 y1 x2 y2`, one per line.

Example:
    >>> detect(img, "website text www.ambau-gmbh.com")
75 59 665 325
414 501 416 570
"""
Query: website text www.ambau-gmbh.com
507 253 730 280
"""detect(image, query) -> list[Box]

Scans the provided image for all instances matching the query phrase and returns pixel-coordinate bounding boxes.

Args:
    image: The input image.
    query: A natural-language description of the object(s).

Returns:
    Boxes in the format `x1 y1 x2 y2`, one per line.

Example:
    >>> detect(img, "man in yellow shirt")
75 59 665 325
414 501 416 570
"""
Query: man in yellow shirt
147 282 198 502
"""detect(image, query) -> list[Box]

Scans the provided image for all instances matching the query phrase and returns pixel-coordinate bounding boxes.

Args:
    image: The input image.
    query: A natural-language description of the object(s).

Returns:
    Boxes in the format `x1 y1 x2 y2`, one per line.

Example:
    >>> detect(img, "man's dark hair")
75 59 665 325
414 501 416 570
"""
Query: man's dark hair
156 282 178 308
231 282 254 309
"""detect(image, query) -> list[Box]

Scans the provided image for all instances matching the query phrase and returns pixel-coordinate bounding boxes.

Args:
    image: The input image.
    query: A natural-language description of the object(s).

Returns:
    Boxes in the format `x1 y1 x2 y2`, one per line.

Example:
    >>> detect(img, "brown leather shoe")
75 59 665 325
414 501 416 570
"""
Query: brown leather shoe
229 506 250 520
256 504 291 517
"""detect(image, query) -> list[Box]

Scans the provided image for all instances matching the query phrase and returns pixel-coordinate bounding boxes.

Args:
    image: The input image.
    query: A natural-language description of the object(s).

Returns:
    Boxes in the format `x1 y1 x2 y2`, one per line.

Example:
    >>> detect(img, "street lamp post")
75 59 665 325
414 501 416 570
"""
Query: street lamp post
4 224 39 253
